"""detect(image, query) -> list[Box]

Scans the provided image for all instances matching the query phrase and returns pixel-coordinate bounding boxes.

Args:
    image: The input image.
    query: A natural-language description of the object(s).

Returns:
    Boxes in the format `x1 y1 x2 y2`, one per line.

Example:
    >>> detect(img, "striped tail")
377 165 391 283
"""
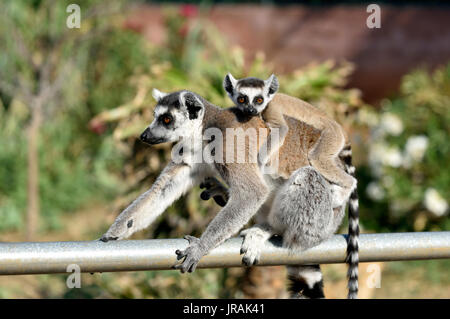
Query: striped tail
340 145 359 299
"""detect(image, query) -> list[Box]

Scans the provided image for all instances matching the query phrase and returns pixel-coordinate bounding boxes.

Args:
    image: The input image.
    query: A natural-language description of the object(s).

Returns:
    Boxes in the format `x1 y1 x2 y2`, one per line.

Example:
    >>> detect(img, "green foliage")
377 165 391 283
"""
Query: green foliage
360 64 450 232
0 0 153 231
0 101 28 231
0 92 123 231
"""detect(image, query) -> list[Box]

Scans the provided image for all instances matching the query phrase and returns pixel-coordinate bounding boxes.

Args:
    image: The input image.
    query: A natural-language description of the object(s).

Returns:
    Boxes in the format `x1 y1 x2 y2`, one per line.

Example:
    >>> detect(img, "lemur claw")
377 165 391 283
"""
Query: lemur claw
99 235 118 242
174 235 204 273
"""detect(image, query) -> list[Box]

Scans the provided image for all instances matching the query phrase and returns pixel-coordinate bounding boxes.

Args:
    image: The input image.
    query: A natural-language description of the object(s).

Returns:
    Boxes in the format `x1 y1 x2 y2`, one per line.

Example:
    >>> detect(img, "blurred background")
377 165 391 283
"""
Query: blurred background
0 0 448 298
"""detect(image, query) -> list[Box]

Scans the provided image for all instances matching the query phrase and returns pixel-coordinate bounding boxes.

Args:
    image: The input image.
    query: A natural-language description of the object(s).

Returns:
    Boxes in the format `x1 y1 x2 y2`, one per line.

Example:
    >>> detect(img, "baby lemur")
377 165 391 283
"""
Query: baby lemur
223 73 356 208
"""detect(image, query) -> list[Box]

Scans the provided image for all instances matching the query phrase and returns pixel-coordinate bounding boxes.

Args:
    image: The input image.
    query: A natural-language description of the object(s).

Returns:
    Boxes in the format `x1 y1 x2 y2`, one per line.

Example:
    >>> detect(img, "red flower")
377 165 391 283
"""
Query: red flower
179 4 198 18
88 118 107 135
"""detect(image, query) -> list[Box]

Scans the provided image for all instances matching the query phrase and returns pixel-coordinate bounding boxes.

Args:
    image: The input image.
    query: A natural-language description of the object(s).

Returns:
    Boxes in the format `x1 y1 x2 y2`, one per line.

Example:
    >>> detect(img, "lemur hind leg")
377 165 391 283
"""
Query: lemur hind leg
199 177 276 267
308 125 356 207
199 167 336 298
269 166 335 299
268 166 335 250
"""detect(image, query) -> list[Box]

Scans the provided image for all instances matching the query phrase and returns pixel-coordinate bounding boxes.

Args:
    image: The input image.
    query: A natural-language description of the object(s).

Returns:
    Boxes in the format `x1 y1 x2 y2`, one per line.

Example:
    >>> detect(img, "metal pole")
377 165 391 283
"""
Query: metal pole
0 232 449 275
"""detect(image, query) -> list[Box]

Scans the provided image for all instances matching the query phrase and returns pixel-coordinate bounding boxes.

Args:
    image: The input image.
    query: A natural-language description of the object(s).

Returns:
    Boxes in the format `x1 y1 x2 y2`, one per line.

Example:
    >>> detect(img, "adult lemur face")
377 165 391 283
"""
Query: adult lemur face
223 73 279 115
140 89 204 145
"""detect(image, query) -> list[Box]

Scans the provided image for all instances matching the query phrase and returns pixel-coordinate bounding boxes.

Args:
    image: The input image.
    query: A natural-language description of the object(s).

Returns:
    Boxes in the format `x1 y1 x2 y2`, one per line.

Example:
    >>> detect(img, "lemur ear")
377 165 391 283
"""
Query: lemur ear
179 91 204 120
223 73 237 96
265 74 279 95
152 88 167 102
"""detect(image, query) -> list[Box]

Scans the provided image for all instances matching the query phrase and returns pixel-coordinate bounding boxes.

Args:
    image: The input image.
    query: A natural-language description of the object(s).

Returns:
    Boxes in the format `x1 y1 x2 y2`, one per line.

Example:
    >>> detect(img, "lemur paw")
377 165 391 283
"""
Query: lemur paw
99 216 135 242
174 235 205 273
99 235 118 242
199 177 229 207
239 228 266 266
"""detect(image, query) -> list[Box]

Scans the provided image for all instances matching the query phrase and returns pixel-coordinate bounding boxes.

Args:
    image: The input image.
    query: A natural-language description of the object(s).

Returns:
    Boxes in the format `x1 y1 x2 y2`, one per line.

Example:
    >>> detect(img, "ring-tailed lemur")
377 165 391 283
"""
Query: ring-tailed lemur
223 73 357 209
100 89 359 299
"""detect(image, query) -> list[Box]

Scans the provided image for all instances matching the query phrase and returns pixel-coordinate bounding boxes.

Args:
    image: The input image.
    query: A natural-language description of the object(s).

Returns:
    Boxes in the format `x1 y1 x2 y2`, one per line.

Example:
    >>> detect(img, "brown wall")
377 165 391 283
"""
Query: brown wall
126 4 450 103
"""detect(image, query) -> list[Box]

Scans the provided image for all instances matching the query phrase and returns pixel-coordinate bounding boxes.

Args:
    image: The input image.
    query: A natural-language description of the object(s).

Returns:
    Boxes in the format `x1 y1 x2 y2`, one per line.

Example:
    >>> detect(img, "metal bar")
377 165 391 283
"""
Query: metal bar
0 232 449 275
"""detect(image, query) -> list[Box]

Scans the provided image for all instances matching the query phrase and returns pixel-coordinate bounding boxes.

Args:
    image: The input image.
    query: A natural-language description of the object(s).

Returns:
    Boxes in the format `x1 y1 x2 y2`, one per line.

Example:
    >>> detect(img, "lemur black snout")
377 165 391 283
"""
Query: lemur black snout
140 128 152 143
140 127 165 145
246 107 257 115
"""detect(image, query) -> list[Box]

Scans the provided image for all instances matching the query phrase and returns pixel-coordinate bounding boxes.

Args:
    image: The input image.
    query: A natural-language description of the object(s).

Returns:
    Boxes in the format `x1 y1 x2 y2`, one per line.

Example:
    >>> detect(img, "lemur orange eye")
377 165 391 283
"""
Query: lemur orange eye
161 115 172 125
256 97 263 104
238 97 245 103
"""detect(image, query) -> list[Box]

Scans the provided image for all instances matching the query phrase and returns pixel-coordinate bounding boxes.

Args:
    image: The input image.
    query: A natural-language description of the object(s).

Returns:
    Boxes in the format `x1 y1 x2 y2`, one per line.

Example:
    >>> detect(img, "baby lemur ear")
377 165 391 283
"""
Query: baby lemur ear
152 88 168 102
223 73 237 96
179 91 204 120
265 74 279 96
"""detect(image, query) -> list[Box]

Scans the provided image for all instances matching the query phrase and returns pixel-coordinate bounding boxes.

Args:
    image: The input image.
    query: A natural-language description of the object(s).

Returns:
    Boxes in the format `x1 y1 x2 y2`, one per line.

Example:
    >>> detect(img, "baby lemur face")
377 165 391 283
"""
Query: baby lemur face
140 89 204 145
223 73 279 116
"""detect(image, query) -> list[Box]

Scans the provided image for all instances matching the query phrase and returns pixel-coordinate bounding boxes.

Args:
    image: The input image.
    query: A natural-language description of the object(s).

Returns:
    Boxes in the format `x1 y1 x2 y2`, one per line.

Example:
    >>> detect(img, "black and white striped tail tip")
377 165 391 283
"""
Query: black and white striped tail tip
348 289 358 299
343 147 359 300
346 188 360 299
347 263 359 299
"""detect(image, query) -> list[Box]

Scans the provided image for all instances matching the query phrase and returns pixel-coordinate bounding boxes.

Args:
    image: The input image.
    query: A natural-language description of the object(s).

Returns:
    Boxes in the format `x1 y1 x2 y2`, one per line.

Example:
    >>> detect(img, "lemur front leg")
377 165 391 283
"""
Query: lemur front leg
199 177 274 266
175 166 269 273
101 161 198 242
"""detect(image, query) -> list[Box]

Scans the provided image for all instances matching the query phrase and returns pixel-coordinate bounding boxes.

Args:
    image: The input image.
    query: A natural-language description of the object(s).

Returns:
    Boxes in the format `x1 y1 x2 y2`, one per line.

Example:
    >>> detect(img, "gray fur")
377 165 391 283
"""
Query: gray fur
269 166 340 251
237 166 344 266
